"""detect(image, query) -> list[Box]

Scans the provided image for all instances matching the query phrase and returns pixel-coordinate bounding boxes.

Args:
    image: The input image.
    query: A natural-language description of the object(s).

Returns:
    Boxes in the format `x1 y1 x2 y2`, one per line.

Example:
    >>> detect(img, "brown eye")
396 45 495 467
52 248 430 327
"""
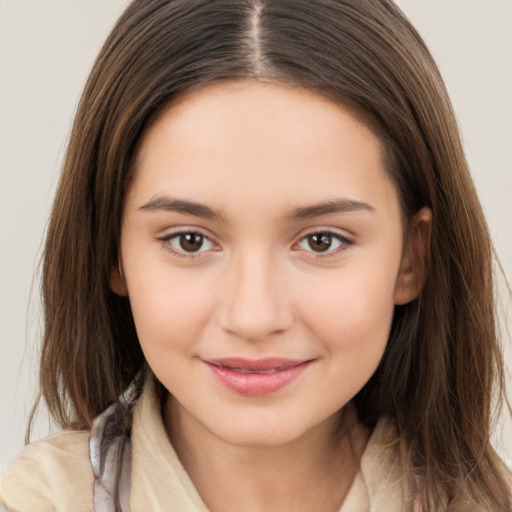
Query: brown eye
307 233 334 252
297 231 351 255
162 231 215 256
179 233 204 252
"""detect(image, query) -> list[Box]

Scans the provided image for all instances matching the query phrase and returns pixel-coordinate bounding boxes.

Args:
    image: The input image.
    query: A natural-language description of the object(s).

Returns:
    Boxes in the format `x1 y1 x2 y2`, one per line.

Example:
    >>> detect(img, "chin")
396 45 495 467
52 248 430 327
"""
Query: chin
202 406 343 449
212 424 309 448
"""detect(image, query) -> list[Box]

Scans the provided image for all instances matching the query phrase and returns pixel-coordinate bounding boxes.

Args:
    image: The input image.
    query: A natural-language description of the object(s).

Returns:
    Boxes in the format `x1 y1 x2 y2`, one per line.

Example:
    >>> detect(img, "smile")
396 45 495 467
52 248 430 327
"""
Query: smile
203 358 312 397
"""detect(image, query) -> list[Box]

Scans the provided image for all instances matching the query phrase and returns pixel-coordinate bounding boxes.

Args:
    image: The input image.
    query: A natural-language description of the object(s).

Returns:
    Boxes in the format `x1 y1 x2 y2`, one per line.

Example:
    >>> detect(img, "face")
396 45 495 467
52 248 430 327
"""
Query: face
115 81 423 447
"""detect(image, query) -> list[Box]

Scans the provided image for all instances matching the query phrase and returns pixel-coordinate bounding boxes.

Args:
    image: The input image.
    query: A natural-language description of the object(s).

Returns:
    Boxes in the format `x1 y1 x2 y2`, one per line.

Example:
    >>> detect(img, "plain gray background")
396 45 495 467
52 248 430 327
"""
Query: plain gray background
1 0 511 469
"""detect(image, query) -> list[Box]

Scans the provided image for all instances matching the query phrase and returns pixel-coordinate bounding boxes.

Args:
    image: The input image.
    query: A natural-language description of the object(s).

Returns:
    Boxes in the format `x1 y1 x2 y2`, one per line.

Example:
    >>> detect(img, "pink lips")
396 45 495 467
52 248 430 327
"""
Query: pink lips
203 358 311 397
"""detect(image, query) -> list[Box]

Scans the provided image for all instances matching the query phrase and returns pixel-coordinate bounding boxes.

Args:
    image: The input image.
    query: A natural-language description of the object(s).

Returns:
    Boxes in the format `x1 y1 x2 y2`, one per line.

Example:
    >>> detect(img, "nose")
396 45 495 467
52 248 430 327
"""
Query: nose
217 250 293 342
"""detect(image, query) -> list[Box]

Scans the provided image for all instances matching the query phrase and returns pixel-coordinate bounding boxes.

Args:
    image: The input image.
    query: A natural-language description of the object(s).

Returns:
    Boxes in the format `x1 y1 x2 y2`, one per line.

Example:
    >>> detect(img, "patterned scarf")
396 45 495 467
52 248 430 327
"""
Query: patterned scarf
89 380 141 512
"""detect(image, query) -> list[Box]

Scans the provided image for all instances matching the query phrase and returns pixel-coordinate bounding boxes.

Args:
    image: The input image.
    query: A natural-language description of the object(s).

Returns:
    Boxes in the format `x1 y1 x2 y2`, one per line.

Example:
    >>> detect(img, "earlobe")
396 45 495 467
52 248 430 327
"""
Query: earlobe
394 207 432 305
110 259 128 297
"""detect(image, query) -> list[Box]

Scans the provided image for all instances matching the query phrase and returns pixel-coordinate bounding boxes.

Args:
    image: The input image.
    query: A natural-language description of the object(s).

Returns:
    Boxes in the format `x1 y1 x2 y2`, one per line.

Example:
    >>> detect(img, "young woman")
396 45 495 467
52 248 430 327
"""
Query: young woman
1 1 510 510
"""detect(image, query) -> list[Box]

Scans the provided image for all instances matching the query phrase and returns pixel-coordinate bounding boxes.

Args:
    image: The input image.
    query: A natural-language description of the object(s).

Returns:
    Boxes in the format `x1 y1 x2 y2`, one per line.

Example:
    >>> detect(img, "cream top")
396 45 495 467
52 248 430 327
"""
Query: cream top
0 383 407 511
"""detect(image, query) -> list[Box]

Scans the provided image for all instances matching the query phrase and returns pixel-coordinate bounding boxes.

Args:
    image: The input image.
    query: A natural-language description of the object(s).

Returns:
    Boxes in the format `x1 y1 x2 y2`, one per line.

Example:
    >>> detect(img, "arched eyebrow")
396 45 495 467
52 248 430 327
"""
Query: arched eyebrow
286 199 375 220
139 196 374 222
139 197 225 220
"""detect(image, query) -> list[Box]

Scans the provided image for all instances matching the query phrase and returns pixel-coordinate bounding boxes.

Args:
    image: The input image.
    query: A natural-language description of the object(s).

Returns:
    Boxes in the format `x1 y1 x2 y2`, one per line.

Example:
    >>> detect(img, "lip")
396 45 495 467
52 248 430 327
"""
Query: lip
203 358 312 397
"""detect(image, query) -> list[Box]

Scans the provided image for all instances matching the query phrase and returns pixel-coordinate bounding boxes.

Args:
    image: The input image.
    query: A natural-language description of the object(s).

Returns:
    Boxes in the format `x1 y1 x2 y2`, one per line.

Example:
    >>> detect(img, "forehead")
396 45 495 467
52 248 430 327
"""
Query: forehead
129 80 398 216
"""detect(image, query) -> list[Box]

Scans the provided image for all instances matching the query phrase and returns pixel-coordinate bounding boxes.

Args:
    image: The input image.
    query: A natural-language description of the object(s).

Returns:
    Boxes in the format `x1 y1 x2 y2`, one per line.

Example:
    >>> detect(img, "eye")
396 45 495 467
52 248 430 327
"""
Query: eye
160 231 216 255
297 231 352 254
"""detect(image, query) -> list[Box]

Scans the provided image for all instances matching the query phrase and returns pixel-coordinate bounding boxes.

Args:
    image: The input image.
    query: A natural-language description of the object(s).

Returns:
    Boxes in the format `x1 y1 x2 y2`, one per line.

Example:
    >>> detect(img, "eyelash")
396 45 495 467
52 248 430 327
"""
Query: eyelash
157 229 353 259
295 231 354 257
158 230 217 259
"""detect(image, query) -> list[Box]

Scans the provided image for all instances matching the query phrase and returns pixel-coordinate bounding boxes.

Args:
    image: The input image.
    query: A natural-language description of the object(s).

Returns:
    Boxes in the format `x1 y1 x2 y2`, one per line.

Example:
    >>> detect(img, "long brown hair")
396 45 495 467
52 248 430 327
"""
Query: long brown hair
37 0 511 509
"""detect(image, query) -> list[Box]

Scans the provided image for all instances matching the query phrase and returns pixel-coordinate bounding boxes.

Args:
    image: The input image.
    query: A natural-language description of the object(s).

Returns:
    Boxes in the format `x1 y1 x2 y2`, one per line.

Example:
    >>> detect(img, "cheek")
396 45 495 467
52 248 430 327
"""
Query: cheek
123 256 217 356
297 258 398 364
300 274 395 403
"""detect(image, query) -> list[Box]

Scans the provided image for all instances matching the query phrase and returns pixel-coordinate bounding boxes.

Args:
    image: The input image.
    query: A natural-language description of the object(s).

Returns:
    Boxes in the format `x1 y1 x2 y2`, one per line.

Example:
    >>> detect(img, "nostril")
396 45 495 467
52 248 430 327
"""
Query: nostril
216 254 293 341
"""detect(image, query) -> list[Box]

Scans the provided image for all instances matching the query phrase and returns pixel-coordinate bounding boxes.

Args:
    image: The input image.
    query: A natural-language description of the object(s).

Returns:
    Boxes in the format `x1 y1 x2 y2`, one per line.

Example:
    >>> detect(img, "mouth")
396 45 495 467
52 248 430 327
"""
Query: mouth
203 358 312 396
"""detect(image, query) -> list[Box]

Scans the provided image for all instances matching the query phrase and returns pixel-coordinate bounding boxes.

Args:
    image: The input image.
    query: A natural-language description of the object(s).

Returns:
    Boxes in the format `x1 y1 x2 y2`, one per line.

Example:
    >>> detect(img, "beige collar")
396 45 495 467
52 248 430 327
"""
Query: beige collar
129 378 406 512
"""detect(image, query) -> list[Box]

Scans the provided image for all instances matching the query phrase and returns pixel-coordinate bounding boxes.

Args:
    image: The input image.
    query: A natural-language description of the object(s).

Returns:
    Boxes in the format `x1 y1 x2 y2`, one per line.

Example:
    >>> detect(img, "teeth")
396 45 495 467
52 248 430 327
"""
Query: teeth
222 366 280 374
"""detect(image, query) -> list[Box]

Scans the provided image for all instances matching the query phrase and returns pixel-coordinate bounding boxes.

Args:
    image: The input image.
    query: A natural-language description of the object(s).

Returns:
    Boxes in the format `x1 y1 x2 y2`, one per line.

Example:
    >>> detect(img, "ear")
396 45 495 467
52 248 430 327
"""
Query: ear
110 259 128 297
394 207 432 305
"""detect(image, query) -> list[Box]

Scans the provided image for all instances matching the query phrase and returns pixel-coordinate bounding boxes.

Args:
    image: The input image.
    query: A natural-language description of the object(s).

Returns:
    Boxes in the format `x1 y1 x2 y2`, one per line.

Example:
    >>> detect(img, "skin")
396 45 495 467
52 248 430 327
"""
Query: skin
112 81 431 511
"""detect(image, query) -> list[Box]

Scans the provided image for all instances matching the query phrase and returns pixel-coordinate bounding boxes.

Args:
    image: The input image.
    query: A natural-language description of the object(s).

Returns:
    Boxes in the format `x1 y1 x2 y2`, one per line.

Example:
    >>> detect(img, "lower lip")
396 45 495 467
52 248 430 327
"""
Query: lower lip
205 362 310 397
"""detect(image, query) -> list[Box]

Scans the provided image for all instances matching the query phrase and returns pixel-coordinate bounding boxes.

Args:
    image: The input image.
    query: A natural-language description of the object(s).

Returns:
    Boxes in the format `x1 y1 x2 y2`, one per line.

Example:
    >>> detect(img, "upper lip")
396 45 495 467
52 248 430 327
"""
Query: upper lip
203 357 310 371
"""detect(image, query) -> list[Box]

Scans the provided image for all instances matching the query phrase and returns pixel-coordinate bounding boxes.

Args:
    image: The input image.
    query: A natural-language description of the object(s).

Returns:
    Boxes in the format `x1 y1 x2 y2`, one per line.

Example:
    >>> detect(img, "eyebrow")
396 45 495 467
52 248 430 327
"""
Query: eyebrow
139 197 224 220
287 199 375 220
138 196 374 222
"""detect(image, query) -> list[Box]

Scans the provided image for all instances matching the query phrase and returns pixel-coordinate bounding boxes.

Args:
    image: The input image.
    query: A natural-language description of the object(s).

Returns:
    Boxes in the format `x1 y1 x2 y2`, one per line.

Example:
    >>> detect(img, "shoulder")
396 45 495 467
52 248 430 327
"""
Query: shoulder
0 430 93 512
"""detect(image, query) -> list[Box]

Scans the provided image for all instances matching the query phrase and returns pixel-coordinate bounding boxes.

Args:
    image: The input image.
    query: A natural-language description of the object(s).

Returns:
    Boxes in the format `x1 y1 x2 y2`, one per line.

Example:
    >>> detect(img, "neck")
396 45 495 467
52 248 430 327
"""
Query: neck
164 396 369 512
